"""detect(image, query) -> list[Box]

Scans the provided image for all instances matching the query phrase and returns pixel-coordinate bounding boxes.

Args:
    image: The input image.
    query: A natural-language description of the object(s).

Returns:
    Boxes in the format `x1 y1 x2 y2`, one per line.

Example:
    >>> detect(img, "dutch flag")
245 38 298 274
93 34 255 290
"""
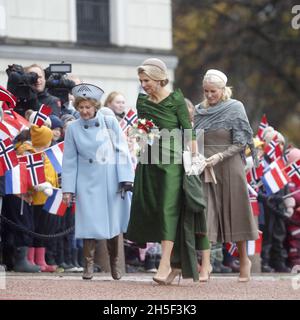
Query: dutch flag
262 159 289 195
5 163 28 194
44 142 64 174
43 188 68 216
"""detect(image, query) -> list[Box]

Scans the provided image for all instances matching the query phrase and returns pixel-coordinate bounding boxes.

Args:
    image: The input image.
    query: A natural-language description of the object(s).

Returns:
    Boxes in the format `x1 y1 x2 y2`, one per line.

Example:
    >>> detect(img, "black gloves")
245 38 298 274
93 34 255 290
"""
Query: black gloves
119 182 133 199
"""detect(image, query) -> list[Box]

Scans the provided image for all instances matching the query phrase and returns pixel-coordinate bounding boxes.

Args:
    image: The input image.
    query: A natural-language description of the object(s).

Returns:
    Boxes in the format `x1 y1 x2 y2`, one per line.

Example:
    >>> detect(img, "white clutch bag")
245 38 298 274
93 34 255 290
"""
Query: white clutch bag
183 151 206 175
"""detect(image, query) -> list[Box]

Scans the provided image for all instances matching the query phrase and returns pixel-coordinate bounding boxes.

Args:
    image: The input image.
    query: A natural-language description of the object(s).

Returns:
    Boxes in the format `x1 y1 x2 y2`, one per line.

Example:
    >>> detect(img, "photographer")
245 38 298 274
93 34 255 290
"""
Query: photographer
6 64 39 115
24 64 61 117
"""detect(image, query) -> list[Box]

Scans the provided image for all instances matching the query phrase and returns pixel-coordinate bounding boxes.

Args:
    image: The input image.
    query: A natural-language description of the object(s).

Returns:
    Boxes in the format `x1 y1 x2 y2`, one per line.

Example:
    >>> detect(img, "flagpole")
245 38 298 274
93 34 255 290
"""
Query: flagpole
20 198 24 215
283 189 300 199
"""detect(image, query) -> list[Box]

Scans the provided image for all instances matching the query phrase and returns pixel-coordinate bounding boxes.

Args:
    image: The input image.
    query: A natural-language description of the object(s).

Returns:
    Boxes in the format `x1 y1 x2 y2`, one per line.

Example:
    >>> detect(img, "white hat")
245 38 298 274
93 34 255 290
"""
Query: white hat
204 69 228 86
72 83 104 101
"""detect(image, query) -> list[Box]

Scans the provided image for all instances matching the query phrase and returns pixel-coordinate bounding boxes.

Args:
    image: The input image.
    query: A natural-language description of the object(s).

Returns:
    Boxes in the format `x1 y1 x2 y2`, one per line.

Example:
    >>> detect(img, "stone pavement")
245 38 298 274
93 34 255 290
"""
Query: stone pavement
0 272 300 300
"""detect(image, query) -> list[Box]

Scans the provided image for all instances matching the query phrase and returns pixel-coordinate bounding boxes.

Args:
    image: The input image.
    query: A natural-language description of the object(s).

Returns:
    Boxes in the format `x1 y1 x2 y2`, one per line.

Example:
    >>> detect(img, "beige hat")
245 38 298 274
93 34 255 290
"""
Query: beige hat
137 58 168 81
204 69 228 86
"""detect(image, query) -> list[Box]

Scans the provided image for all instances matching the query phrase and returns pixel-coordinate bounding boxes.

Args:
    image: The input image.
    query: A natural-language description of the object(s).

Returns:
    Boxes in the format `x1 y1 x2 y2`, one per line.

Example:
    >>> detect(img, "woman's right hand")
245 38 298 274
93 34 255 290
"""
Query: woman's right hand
62 192 73 206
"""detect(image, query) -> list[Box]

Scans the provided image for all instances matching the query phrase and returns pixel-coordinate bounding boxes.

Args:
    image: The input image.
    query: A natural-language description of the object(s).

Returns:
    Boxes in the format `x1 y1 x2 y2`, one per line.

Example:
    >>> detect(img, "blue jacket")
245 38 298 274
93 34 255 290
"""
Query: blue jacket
62 112 134 239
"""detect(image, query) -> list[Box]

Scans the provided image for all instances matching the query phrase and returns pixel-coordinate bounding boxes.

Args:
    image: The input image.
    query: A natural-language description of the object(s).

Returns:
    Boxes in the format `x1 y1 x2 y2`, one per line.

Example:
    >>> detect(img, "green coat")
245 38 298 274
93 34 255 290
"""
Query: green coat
126 89 208 281
127 89 194 243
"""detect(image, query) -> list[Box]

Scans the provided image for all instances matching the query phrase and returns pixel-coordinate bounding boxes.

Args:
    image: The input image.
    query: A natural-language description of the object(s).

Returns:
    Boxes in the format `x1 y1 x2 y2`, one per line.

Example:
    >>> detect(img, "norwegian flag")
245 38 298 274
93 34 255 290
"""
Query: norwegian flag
43 189 68 216
18 153 46 187
246 161 264 186
262 159 290 195
247 231 263 255
282 145 293 165
284 160 300 187
225 242 239 257
0 138 19 172
119 109 138 132
31 104 52 127
44 142 64 174
5 163 28 194
264 135 282 161
257 114 268 140
0 85 17 108
2 112 23 138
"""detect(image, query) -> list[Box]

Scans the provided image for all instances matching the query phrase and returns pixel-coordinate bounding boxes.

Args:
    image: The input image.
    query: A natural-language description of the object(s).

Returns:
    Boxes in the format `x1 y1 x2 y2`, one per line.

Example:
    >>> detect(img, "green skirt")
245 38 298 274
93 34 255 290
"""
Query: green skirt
127 163 183 244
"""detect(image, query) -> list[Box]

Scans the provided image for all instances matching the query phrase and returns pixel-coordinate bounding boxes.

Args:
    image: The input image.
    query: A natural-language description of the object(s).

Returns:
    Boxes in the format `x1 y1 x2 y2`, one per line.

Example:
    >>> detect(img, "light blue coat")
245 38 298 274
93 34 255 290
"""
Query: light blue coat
62 112 134 239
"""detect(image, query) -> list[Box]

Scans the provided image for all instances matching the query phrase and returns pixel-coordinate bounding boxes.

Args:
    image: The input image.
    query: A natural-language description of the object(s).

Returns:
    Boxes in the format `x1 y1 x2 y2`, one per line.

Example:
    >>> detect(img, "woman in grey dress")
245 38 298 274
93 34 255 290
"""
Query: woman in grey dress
194 69 258 282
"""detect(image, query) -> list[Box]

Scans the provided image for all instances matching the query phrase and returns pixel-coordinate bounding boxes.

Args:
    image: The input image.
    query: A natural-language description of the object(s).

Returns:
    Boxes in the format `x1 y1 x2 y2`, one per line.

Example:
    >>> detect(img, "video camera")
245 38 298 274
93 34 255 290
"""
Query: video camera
45 63 75 105
6 64 39 114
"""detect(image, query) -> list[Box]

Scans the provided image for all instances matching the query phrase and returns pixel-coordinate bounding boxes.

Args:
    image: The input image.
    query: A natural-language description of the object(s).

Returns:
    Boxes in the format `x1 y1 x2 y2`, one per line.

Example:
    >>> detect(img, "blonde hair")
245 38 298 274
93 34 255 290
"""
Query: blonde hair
137 69 169 87
202 75 232 107
74 97 101 111
104 91 124 107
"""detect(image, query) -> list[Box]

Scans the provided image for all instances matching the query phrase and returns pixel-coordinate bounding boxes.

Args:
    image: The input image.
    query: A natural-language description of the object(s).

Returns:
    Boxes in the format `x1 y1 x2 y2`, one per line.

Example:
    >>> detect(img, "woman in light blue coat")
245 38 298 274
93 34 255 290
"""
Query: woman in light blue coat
62 83 134 280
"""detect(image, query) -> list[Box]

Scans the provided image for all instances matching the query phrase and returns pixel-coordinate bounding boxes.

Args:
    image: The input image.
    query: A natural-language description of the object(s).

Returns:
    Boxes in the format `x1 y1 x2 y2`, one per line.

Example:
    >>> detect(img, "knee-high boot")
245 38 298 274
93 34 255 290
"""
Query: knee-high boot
82 239 96 280
106 235 121 280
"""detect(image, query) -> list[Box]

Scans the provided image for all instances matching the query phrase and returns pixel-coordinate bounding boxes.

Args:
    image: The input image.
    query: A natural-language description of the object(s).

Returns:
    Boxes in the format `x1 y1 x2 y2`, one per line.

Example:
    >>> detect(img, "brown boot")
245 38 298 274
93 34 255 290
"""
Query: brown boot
106 236 122 280
82 239 96 280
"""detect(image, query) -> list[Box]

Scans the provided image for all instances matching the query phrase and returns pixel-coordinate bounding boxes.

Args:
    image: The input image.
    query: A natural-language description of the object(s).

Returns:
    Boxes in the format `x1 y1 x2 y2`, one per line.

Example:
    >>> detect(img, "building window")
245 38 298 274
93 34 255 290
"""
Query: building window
77 0 110 45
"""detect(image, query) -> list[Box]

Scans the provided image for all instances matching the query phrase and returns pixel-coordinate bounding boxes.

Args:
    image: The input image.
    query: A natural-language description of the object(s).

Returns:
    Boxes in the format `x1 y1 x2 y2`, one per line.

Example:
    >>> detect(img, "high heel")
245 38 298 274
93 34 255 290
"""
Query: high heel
166 268 182 285
238 260 252 282
152 268 172 285
199 265 213 282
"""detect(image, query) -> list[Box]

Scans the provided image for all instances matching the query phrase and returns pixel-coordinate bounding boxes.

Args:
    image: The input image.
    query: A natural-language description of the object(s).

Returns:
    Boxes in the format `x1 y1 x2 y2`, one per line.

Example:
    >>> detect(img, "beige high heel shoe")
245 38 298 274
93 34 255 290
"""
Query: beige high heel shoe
199 265 213 282
166 268 182 285
153 268 172 285
238 260 252 282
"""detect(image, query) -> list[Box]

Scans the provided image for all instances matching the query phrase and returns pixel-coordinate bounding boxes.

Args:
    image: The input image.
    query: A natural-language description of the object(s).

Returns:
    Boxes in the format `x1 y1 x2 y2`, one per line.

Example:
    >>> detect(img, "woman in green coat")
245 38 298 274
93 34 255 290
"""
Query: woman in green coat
126 58 208 284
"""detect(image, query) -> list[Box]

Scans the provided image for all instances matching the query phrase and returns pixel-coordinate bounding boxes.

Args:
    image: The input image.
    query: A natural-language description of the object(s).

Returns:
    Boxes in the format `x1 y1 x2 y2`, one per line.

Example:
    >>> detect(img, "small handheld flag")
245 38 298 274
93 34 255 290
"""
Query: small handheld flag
43 189 68 216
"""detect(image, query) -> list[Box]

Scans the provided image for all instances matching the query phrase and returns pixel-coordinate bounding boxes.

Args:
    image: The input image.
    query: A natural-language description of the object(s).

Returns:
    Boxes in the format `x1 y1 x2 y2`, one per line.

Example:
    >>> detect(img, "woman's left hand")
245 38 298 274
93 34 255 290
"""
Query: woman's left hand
119 182 133 199
206 153 223 167
62 192 73 206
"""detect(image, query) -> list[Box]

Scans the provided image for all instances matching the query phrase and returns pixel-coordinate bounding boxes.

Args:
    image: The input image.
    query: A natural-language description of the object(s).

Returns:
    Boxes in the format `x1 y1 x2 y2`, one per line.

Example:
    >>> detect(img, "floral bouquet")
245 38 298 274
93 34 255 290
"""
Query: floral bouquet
128 118 160 154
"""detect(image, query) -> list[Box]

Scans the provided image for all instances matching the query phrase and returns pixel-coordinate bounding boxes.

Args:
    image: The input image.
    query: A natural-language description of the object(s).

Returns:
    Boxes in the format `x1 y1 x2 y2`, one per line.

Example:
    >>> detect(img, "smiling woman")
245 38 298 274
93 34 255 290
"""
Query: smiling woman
126 58 205 285
76 98 100 120
194 69 258 282
62 83 134 281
